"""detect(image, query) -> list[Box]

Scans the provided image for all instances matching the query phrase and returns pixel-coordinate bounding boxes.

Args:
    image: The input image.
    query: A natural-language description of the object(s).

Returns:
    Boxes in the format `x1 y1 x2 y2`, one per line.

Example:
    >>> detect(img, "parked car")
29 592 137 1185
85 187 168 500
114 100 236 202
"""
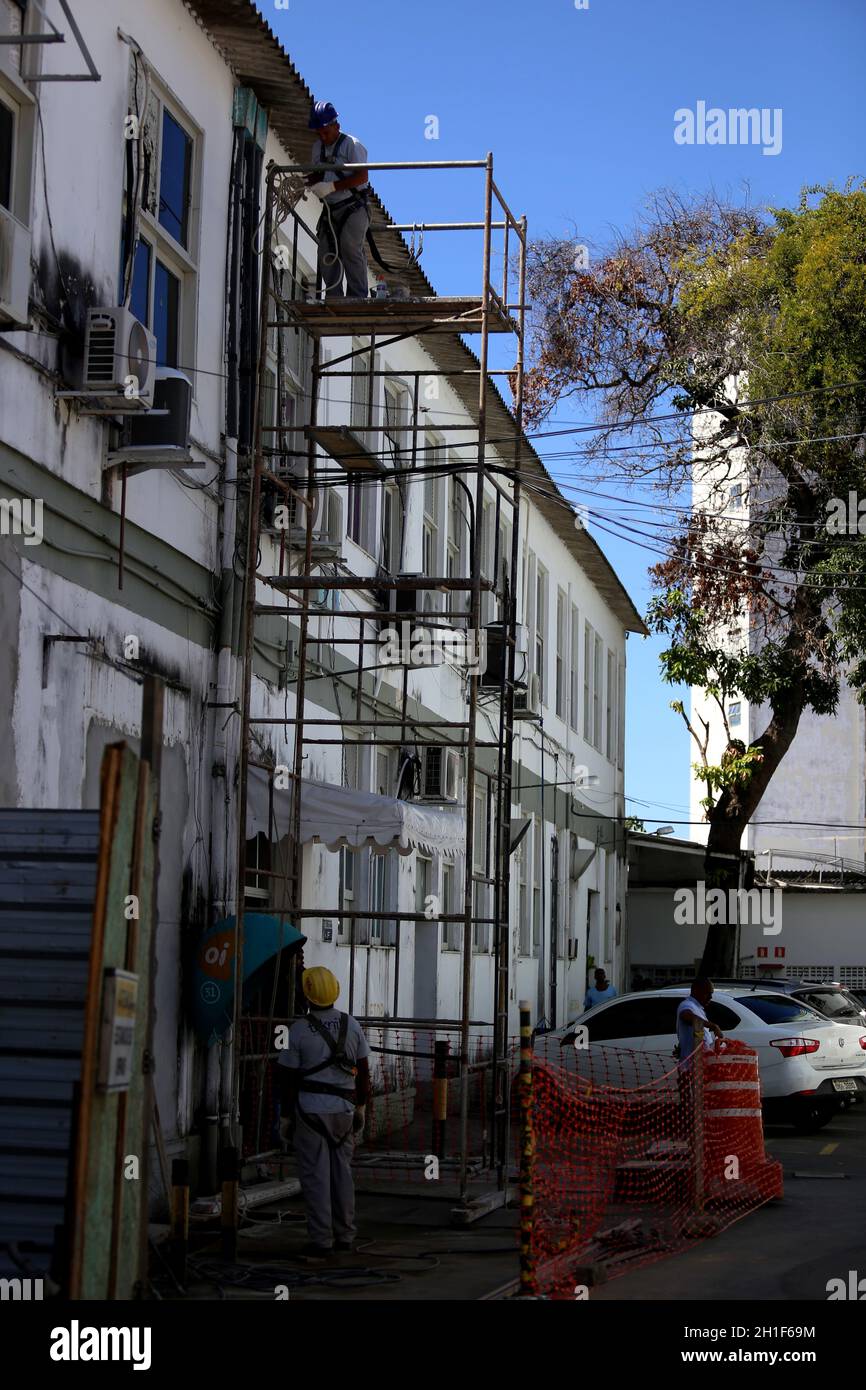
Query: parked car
536 986 866 1132
709 978 866 1028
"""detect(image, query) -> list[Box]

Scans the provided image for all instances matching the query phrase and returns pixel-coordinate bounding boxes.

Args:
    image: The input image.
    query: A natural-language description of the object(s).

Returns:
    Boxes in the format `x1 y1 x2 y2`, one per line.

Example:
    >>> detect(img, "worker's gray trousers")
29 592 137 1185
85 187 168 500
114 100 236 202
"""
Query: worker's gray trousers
293 1108 356 1247
318 202 370 300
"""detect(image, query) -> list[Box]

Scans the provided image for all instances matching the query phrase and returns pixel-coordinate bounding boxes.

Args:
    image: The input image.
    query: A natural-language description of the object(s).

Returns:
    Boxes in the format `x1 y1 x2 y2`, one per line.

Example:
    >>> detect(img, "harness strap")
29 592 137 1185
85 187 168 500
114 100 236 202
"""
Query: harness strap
299 1012 356 1083
297 1107 353 1151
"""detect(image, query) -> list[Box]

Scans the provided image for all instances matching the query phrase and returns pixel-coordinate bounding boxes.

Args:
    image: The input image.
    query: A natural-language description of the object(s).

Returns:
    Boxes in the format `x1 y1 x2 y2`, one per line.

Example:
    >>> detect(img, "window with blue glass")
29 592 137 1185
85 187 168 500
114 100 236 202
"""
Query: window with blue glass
119 224 151 326
153 261 180 368
158 110 192 248
728 701 741 727
118 76 196 376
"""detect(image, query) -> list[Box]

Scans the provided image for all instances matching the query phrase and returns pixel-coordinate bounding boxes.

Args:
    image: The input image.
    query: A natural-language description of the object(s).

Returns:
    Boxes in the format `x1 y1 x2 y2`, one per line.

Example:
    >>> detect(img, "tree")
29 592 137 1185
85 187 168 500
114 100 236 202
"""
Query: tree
524 184 866 972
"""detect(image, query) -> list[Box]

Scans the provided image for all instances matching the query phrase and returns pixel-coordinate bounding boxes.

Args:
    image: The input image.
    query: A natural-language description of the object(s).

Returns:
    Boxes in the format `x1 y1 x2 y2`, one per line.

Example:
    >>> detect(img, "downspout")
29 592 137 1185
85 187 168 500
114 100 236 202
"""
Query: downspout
202 122 245 1196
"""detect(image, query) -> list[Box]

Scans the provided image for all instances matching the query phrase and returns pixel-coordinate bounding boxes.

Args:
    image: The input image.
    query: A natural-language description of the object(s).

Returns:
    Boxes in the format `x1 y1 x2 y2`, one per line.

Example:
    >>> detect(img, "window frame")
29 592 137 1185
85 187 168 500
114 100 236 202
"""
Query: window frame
0 41 35 230
569 602 580 733
119 69 201 380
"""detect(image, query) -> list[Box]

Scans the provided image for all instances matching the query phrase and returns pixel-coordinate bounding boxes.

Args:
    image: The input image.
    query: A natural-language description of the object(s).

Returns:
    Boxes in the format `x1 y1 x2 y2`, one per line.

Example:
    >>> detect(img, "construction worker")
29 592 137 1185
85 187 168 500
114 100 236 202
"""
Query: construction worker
306 101 371 301
278 966 371 1256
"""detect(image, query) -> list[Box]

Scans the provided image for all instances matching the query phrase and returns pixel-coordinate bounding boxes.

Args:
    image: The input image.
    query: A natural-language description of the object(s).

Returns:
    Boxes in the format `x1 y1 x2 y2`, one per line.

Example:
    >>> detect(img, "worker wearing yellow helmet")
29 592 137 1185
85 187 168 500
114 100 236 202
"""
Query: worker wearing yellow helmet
277 965 371 1257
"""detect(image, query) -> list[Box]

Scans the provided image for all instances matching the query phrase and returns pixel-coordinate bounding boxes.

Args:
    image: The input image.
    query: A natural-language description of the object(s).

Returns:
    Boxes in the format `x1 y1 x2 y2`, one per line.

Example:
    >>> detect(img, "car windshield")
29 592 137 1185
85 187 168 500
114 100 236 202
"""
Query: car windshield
796 989 862 1020
739 995 825 1025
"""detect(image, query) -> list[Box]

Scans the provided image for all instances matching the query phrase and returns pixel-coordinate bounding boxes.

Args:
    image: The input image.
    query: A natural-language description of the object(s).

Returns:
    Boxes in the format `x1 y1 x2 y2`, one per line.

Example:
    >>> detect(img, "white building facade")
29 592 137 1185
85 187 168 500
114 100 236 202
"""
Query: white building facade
0 0 643 1182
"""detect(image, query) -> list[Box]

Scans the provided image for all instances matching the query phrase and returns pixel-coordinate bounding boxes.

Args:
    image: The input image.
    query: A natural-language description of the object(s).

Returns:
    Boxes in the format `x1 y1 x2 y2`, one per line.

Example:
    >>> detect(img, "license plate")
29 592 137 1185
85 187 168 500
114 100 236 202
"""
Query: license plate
833 1078 858 1092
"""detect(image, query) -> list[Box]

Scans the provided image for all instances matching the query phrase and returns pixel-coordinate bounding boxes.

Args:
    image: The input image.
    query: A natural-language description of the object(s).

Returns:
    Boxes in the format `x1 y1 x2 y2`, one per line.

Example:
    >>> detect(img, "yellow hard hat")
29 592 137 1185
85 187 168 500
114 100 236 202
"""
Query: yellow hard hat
302 966 340 1007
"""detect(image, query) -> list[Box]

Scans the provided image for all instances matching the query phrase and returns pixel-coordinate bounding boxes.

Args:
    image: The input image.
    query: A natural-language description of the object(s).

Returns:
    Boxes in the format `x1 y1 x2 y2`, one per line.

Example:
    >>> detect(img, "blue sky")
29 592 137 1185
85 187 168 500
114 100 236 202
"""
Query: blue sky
259 0 866 828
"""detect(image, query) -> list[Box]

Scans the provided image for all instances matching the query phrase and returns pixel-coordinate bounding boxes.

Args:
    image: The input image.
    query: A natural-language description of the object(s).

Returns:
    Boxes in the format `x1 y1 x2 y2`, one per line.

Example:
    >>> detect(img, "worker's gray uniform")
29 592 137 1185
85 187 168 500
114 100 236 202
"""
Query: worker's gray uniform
279 1008 370 1247
312 133 370 300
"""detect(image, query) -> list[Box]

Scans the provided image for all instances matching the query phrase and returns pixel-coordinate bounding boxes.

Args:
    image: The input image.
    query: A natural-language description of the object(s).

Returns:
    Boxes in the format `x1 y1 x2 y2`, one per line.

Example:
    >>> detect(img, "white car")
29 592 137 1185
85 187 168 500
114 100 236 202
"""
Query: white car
534 986 866 1132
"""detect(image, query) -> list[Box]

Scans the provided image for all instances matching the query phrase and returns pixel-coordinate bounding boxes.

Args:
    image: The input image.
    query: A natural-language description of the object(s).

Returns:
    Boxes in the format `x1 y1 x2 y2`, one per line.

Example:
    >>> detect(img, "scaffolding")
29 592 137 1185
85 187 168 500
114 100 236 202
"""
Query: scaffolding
233 154 527 1205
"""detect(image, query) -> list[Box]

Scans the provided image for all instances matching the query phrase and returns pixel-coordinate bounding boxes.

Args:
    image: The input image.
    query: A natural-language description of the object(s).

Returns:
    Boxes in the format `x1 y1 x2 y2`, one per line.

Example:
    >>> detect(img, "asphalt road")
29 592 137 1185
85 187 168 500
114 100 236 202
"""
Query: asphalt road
593 1102 866 1301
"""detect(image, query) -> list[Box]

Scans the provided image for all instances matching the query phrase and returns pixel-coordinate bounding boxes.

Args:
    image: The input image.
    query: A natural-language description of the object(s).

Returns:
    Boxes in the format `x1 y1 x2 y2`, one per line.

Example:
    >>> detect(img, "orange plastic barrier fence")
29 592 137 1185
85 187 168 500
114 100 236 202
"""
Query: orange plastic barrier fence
520 1034 782 1297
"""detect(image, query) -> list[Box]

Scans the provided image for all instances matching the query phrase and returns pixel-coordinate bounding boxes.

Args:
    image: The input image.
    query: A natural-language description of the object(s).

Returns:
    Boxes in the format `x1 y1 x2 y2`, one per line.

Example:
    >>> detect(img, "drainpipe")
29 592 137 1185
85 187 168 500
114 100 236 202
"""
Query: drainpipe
201 435 239 1194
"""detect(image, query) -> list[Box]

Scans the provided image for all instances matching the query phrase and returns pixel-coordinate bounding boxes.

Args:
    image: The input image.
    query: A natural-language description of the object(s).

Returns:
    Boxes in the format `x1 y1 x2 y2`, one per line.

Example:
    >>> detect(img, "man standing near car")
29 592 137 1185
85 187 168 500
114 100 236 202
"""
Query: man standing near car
676 977 723 1067
584 968 617 1011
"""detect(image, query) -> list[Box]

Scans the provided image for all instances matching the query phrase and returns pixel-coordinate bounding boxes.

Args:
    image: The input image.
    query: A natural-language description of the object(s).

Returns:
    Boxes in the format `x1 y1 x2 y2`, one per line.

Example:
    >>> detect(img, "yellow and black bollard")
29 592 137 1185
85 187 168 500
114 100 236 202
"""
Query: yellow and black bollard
433 1039 449 1158
169 1158 190 1286
219 1146 239 1263
518 1000 537 1296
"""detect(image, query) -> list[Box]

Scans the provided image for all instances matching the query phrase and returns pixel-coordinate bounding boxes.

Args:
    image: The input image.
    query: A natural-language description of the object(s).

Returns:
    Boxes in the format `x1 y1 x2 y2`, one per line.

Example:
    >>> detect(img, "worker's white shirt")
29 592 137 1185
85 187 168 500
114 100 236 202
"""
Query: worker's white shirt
279 1008 370 1114
311 133 369 204
676 995 713 1068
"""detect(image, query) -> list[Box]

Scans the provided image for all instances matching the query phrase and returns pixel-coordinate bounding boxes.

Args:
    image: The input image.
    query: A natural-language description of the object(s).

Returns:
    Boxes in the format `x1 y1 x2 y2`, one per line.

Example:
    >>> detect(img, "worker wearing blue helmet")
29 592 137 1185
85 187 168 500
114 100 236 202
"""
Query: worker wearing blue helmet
307 102 371 300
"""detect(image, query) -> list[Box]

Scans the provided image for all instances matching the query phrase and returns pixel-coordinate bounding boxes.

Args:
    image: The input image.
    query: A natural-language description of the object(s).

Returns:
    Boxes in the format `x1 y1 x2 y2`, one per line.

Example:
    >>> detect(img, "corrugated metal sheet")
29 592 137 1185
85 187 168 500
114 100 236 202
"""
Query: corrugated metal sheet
0 810 99 1280
184 0 647 635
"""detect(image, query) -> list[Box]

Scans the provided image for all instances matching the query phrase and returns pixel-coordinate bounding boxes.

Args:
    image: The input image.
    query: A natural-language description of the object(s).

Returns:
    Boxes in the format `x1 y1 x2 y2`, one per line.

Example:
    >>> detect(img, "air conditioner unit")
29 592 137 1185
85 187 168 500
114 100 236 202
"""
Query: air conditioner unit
122 369 192 460
83 306 157 410
481 621 529 688
420 746 461 802
513 672 541 720
0 206 31 329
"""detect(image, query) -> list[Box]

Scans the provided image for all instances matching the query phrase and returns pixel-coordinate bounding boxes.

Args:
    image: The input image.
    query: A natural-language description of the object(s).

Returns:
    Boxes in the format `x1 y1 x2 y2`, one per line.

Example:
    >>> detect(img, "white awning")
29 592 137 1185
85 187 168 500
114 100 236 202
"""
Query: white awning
248 768 465 858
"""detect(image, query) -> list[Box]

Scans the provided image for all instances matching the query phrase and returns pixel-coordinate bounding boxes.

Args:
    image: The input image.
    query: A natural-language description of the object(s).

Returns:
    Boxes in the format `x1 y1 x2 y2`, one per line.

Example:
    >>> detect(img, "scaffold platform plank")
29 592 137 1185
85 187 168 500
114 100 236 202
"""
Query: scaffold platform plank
286 295 516 338
304 424 387 471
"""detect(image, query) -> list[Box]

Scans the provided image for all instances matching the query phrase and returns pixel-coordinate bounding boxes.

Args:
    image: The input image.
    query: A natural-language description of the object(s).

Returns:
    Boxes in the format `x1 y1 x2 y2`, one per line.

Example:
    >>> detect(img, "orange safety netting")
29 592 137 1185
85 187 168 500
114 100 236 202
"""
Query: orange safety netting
519 1036 783 1297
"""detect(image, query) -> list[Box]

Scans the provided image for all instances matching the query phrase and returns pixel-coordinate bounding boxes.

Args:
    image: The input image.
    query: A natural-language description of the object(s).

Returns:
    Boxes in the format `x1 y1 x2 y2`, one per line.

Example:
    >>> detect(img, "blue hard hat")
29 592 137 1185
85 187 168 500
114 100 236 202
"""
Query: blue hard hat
309 101 339 130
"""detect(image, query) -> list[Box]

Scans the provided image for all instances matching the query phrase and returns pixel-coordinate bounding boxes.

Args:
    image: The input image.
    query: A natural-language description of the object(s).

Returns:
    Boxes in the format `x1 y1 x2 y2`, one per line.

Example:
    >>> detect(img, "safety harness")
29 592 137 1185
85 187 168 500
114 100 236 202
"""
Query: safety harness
296 1011 357 1151
316 133 394 277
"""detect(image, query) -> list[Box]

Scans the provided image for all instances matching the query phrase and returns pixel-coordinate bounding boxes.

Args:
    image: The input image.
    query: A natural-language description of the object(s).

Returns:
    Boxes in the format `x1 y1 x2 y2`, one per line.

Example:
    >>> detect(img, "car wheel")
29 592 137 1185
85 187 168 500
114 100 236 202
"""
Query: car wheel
791 1100 834 1133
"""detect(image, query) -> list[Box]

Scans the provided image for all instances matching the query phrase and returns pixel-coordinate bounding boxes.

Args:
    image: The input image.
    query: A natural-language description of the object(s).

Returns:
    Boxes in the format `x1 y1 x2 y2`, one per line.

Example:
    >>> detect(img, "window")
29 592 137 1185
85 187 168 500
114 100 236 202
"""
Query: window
583 623 592 742
159 109 193 247
339 847 355 929
593 633 603 751
347 472 364 547
532 817 542 955
729 483 743 509
606 648 615 762
617 658 625 769
118 73 199 373
383 379 410 464
639 997 680 1037
416 854 431 920
442 860 458 951
556 590 566 719
479 499 495 625
518 838 530 956
706 1002 742 1030
534 566 547 703
447 472 466 617
369 851 396 946
375 746 391 798
0 29 35 234
382 482 400 573
244 832 271 909
728 701 741 727
740 996 823 1025
472 786 490 952
422 433 443 611
584 999 649 1041
350 343 373 430
0 96 12 210
570 603 580 732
